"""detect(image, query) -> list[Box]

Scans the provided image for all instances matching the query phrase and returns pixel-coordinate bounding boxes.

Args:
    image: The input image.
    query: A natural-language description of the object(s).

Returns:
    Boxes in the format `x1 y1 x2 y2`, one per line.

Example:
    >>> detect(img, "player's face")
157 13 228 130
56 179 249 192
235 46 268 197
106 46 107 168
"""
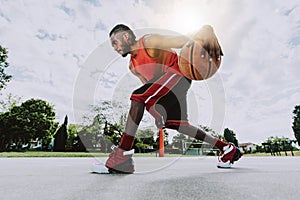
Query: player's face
110 32 131 57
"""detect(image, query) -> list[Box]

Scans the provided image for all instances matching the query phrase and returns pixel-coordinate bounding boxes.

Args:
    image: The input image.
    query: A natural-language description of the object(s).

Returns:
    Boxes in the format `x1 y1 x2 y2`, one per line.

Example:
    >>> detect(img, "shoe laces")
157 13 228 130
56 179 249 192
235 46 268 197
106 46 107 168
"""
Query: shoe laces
108 145 119 158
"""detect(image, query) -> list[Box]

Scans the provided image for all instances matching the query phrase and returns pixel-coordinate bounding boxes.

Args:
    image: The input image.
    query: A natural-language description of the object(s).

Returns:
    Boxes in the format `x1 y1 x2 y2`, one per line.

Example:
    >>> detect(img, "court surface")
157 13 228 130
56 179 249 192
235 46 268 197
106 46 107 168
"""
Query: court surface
0 156 299 200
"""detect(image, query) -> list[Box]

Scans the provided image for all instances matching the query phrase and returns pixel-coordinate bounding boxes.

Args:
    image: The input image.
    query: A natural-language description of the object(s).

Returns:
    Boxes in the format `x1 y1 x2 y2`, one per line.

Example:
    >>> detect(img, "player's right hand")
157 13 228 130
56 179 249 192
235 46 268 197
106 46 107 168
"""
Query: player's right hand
192 25 224 60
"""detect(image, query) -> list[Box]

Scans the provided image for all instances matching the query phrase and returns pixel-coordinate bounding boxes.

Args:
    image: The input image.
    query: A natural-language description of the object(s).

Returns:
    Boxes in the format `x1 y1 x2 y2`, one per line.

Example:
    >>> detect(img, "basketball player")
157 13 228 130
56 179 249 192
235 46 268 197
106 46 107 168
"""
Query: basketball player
105 24 242 173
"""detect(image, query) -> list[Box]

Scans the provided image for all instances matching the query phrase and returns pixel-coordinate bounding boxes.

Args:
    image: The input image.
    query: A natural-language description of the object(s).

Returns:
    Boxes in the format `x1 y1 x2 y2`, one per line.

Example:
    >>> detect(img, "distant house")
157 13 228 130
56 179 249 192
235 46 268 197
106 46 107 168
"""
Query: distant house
30 139 43 150
240 143 256 153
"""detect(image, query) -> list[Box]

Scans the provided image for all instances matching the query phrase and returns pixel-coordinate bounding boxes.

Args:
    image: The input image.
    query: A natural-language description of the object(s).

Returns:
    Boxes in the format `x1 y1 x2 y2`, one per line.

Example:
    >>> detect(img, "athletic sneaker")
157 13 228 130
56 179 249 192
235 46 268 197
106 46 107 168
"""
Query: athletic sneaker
217 143 243 168
105 148 135 174
91 163 109 174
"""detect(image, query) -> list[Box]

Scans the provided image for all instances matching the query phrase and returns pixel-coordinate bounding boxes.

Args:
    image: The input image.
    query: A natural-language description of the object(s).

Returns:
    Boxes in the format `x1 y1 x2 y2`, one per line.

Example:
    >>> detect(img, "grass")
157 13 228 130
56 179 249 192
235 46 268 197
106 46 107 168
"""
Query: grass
0 151 183 158
245 151 300 157
0 151 299 158
0 151 98 158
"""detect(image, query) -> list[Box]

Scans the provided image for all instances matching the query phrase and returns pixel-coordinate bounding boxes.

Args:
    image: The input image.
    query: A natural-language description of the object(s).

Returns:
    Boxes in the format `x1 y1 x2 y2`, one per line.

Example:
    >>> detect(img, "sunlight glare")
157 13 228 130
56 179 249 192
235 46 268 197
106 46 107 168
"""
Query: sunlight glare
170 3 205 35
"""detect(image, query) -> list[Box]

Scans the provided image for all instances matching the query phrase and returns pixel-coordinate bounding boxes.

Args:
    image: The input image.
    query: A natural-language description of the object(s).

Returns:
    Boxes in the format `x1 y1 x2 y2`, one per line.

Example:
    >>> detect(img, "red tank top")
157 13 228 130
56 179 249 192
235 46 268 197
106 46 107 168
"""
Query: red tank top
130 37 183 81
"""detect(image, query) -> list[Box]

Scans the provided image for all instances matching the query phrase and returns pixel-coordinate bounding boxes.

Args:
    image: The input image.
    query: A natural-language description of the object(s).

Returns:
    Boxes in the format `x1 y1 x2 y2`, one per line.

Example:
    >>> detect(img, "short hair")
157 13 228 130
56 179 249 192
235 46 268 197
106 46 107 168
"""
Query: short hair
109 24 136 41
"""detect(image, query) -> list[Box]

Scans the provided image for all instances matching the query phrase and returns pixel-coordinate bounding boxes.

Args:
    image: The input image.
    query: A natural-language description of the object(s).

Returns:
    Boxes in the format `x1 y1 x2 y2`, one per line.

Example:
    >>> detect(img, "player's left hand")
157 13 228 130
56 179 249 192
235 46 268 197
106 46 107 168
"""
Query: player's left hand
192 25 224 60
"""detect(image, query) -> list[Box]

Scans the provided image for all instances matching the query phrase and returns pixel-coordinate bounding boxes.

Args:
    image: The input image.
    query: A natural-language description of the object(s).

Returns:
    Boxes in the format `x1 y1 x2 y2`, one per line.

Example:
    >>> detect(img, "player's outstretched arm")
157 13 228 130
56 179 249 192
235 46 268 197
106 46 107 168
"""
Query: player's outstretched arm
143 25 223 58
143 33 190 49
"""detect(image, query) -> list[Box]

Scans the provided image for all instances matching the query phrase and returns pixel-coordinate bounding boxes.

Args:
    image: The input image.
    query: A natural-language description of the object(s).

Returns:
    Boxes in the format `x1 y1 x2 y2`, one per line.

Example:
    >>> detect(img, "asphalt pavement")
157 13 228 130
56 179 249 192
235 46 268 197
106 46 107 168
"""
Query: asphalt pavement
0 156 299 200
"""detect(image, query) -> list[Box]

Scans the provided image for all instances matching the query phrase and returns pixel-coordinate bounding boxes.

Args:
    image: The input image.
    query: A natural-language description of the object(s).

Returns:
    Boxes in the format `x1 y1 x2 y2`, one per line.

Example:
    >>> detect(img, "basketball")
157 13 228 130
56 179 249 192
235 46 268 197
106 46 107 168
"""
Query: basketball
178 41 222 80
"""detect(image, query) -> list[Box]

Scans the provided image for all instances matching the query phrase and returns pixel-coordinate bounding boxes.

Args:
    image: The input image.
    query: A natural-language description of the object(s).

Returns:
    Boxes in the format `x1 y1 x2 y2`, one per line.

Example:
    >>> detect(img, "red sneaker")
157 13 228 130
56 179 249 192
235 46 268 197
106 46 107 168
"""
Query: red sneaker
217 143 243 168
105 148 135 174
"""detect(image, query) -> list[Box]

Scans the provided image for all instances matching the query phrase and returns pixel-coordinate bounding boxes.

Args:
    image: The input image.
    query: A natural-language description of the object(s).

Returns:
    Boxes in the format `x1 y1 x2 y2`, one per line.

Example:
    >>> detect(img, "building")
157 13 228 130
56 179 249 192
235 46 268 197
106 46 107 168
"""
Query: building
240 142 256 153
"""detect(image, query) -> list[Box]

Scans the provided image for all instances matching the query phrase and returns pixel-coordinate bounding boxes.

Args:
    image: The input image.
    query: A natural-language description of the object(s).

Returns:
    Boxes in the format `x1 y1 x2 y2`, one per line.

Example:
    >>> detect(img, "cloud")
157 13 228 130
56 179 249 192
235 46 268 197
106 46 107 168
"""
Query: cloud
1 0 299 143
57 2 76 17
0 8 11 22
82 0 101 7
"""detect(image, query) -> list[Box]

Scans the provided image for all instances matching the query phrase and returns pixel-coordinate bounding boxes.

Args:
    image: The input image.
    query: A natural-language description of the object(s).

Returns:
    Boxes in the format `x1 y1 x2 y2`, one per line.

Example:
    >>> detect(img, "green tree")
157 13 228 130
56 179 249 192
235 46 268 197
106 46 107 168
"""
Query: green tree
263 136 297 155
292 105 300 145
80 101 125 150
0 98 57 151
18 99 57 142
103 121 122 146
83 101 172 153
0 45 12 90
135 128 156 152
136 129 155 146
0 93 21 113
0 111 12 150
223 128 239 147
66 124 78 151
85 101 137 151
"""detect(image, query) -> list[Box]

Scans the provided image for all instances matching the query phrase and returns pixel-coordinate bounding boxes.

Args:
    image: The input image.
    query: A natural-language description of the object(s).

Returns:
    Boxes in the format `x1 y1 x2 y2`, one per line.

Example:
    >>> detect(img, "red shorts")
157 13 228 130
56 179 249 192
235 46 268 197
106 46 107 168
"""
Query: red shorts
130 72 191 128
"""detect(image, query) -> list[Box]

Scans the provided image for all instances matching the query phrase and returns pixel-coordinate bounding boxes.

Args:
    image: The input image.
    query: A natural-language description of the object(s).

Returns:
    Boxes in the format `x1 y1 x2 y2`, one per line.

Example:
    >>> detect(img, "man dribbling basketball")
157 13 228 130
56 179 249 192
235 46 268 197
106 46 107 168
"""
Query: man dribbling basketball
104 24 242 173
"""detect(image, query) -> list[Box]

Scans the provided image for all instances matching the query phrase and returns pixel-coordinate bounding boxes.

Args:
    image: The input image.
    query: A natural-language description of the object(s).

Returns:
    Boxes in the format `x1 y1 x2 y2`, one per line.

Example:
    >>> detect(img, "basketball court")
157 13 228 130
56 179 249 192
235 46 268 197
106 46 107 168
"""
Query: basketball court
0 156 299 200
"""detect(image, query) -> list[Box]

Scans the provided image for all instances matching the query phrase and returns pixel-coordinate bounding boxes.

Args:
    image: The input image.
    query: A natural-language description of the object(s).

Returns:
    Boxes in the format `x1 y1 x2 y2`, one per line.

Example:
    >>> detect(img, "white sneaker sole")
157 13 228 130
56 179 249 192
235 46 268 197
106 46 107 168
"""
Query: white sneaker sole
217 160 232 168
91 163 109 174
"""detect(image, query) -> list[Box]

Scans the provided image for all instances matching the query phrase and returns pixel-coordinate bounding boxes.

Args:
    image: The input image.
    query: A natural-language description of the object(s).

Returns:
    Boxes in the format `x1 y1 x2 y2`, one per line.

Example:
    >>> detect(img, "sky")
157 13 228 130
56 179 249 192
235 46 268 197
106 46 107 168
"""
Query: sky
0 0 300 144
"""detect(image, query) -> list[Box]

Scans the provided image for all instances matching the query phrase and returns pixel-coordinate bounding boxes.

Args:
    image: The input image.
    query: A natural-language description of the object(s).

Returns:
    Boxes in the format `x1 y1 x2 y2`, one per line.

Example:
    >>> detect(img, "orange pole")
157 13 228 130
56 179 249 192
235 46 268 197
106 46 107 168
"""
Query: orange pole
159 129 164 157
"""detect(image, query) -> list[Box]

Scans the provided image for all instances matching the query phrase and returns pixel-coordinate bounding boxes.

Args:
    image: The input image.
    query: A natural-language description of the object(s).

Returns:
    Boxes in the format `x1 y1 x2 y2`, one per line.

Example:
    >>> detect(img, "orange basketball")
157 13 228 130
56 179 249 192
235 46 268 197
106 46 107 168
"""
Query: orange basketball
178 41 221 80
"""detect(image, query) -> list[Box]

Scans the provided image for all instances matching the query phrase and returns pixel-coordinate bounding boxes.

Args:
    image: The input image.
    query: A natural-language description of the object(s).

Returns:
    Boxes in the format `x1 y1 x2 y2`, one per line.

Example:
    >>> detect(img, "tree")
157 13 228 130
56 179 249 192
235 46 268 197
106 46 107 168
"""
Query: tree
0 98 57 151
53 115 68 152
82 101 173 153
223 128 239 147
135 128 156 153
80 101 126 150
264 136 291 156
0 45 12 90
0 111 12 150
292 105 300 146
136 129 155 146
66 124 78 151
103 121 122 146
17 99 57 141
0 93 21 113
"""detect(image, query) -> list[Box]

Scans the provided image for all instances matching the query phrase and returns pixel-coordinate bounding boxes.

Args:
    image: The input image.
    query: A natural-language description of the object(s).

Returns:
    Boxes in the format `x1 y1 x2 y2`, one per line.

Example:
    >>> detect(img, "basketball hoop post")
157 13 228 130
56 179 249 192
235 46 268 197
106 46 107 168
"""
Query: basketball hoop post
159 129 164 157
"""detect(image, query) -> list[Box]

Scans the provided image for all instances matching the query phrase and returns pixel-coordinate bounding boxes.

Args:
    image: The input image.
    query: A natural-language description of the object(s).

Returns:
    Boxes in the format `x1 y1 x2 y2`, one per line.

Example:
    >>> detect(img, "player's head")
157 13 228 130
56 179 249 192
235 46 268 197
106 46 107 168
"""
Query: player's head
109 24 136 57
